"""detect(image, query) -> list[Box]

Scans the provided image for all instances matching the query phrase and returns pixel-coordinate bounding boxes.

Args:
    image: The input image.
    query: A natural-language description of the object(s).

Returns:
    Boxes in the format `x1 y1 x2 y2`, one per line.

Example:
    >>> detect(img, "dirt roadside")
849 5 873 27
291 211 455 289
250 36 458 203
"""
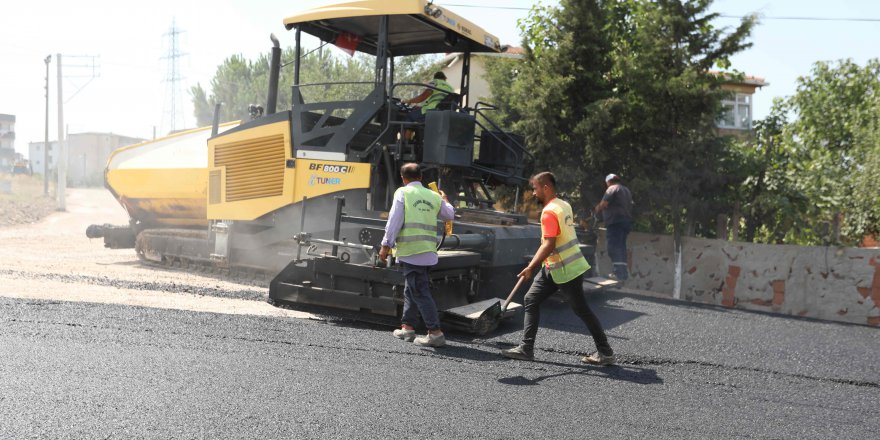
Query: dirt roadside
0 187 316 319
0 175 56 227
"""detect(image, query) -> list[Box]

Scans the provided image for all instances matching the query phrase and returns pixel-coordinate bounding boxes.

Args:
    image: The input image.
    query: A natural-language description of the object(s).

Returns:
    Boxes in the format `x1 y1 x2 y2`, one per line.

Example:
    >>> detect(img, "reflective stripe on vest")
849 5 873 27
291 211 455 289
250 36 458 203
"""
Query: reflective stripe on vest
395 185 442 257
422 79 454 114
541 198 590 283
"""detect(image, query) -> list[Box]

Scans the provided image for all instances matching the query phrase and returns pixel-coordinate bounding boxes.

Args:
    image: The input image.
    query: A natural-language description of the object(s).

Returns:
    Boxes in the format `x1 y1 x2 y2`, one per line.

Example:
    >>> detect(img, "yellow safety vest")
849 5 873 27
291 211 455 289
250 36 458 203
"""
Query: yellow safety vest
422 79 454 114
542 198 590 283
395 185 441 257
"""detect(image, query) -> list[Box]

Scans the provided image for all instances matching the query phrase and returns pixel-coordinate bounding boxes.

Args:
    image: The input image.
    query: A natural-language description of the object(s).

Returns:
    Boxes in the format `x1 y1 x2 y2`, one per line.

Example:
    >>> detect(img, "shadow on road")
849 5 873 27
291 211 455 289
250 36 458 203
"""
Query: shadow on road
497 360 663 386
504 291 645 338
419 343 509 362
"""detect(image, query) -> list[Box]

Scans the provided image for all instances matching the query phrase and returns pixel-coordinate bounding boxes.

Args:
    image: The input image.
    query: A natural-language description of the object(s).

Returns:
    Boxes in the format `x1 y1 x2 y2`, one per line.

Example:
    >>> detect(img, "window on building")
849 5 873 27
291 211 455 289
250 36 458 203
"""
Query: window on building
718 93 752 130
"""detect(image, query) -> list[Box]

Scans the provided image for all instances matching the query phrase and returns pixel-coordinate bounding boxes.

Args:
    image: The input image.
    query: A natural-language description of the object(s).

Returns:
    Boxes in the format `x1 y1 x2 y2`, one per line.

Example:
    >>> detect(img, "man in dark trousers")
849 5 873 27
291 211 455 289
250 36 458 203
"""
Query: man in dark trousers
379 163 455 347
595 173 633 281
502 172 615 365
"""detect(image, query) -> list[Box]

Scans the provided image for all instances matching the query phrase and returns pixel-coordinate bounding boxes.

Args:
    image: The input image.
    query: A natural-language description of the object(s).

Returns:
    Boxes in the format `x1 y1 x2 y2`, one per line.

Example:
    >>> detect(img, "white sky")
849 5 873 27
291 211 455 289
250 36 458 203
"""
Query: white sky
2 0 880 158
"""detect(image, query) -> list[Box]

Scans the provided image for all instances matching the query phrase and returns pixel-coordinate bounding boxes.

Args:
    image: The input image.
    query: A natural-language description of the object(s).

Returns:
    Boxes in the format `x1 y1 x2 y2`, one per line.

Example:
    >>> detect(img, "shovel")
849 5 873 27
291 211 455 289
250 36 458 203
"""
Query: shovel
502 276 527 312
459 275 528 335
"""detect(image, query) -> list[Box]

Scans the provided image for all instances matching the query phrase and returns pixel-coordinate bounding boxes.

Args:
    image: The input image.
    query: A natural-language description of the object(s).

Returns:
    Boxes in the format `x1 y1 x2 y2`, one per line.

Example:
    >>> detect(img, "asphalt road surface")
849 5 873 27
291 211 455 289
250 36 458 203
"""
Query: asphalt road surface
1 190 878 439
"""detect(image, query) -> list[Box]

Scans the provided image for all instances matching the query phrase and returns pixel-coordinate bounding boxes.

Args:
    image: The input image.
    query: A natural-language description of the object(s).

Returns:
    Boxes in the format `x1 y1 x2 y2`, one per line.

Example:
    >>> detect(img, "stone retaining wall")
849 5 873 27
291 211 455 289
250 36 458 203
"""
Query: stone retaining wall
595 231 880 327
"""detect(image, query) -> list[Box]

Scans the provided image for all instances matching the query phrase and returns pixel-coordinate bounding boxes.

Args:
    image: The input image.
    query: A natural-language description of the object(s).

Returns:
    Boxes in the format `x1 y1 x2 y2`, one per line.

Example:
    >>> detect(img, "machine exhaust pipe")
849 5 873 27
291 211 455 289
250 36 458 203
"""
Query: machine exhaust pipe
267 33 281 115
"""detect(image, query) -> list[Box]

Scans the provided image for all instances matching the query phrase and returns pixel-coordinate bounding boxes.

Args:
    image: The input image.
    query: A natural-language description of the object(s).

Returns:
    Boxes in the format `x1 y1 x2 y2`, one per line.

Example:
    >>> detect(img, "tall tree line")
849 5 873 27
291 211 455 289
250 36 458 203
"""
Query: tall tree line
191 49 437 127
732 60 880 245
487 0 756 240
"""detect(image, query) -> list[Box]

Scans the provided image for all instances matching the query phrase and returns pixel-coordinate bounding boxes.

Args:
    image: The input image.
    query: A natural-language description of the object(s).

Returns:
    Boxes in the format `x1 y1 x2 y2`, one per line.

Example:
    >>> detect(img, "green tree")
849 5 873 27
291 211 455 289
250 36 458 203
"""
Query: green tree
608 0 755 237
491 0 755 232
846 115 880 241
482 55 522 130
506 0 617 217
192 48 439 127
730 59 880 245
192 49 373 126
731 99 811 243
785 59 880 243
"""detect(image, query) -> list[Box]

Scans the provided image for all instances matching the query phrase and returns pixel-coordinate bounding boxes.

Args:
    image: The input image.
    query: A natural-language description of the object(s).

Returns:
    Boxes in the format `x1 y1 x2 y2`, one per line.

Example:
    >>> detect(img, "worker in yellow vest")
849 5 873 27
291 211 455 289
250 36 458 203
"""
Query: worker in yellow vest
403 71 455 123
502 171 616 366
379 163 455 347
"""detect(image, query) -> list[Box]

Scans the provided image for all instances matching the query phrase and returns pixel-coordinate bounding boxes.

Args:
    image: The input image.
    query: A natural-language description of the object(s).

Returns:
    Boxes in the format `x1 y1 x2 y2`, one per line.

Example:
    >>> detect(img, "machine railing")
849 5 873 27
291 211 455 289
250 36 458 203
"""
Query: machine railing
469 101 534 183
291 82 385 156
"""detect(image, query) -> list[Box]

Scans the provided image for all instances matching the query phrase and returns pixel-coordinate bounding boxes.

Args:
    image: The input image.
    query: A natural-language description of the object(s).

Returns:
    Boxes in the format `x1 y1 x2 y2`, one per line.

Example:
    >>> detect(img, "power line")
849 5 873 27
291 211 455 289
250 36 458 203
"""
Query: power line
440 3 880 22
440 3 532 11
718 15 880 22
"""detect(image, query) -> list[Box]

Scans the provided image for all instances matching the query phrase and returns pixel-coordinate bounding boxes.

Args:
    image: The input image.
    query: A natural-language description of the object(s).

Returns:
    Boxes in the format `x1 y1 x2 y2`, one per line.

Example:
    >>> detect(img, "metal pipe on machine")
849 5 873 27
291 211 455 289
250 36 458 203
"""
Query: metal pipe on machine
438 234 489 250
266 34 281 115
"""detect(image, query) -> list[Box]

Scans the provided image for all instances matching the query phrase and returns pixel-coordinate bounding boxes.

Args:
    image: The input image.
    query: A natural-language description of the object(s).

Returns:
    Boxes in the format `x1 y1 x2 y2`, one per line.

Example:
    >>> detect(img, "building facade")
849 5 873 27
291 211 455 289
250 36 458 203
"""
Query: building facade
438 48 524 109
29 132 144 186
28 140 57 178
0 114 15 170
716 74 768 136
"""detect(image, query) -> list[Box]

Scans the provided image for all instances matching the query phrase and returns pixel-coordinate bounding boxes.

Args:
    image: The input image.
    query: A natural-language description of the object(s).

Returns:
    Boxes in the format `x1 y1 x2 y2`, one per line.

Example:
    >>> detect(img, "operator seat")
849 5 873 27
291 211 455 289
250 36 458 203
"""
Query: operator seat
432 91 460 112
412 92 460 148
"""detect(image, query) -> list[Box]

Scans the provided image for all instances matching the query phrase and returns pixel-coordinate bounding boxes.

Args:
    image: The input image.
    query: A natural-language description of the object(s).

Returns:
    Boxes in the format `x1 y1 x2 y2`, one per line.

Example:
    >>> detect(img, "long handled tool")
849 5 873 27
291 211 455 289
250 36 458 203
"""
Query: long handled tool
502 276 527 312
443 275 528 335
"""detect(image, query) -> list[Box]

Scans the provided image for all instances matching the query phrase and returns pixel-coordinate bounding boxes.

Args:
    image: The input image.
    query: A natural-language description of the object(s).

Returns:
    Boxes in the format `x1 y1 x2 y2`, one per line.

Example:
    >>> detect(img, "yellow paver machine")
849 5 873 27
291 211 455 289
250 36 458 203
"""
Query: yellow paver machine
87 0 618 333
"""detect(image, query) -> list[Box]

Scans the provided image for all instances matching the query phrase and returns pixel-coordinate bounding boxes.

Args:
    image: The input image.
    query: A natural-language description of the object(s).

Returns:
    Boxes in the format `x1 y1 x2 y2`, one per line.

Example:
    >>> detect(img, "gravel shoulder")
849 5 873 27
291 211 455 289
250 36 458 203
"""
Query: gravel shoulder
0 187 315 319
0 175 56 227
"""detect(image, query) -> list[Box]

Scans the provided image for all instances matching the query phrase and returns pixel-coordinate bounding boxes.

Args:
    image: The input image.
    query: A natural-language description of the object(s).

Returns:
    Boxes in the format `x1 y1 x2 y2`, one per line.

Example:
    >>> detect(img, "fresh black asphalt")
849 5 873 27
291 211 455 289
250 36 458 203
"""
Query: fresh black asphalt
1 290 878 439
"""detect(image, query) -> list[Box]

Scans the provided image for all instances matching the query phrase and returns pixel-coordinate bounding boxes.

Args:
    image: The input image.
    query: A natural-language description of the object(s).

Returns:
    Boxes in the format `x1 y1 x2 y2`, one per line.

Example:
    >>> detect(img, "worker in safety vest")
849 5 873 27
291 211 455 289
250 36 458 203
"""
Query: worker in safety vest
379 163 455 347
502 171 616 366
403 71 455 123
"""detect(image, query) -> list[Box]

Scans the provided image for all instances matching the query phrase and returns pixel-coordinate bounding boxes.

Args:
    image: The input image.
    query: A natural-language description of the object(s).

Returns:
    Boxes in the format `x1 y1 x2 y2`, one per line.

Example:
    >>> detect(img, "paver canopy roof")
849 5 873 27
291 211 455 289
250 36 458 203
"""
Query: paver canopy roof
283 0 501 56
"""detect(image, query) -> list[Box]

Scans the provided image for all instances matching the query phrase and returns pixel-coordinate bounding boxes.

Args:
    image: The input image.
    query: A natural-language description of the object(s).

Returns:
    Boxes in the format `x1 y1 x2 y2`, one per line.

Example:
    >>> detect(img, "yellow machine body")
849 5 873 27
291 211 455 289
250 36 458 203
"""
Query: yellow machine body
105 119 370 227
105 123 238 227
206 119 371 221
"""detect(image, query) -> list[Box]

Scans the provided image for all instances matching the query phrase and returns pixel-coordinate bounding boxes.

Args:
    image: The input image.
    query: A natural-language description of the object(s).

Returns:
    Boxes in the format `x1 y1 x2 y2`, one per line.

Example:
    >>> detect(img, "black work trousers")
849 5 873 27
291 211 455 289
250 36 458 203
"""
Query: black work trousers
521 266 613 356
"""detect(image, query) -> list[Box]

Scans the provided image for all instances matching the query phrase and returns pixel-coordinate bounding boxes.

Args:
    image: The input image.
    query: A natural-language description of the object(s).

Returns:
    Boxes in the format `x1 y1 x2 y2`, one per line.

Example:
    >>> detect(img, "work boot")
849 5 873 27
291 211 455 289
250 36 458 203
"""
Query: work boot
413 332 446 347
581 351 616 366
392 328 415 342
501 345 534 361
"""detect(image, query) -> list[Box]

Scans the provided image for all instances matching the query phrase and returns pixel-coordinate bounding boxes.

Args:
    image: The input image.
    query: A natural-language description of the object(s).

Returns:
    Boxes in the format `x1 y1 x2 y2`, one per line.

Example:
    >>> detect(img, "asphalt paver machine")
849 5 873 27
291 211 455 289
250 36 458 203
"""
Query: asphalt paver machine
87 0 619 334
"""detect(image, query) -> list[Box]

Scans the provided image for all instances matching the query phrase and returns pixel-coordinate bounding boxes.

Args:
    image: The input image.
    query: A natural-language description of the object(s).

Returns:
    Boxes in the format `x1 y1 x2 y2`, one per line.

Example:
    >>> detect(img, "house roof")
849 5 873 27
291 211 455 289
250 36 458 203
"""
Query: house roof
438 45 524 66
710 71 768 87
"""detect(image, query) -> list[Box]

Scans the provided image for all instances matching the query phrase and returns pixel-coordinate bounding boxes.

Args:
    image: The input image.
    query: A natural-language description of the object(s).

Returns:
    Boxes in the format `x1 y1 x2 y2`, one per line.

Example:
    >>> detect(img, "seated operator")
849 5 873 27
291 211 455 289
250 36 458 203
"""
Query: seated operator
403 71 455 123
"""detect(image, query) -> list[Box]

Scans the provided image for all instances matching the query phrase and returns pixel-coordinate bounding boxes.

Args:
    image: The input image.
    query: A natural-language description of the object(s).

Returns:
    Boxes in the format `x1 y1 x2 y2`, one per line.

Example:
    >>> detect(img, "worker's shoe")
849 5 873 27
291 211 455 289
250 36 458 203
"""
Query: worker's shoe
501 345 534 361
413 333 446 347
392 328 415 342
581 351 616 366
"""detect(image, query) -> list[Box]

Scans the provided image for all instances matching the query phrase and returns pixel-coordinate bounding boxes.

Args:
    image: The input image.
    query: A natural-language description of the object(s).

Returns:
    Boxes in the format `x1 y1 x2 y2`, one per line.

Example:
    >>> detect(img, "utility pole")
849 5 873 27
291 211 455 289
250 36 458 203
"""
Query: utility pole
56 53 66 211
43 55 51 196
52 53 99 209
